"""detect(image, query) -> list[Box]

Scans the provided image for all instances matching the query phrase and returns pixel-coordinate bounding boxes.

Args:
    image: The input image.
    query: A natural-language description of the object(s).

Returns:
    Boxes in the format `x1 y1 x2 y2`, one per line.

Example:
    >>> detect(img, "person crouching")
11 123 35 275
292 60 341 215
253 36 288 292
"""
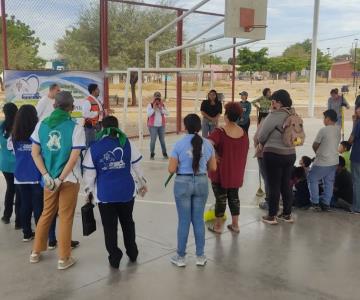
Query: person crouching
83 116 147 269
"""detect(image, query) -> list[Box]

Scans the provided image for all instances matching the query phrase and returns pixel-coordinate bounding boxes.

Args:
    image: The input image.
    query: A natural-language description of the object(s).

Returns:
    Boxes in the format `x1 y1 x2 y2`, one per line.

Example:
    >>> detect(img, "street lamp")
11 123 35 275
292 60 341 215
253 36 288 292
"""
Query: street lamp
353 38 358 87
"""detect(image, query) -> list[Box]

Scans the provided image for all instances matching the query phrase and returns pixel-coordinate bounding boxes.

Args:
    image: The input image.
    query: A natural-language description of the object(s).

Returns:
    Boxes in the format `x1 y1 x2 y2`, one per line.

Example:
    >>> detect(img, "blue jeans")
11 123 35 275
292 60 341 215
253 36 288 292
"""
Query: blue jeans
307 165 337 206
174 175 209 257
18 184 56 241
201 118 216 138
149 126 167 156
351 162 360 212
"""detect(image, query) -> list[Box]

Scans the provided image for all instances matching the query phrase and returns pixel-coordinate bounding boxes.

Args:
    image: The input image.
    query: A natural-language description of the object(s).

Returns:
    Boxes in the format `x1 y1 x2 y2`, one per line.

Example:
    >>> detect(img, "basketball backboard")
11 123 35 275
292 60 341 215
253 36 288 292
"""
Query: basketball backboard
224 0 268 40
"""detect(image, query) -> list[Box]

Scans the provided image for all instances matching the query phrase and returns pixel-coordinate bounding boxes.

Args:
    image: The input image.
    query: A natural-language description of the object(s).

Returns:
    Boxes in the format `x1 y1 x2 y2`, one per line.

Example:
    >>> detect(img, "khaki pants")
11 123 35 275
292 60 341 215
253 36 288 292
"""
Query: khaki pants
33 182 80 260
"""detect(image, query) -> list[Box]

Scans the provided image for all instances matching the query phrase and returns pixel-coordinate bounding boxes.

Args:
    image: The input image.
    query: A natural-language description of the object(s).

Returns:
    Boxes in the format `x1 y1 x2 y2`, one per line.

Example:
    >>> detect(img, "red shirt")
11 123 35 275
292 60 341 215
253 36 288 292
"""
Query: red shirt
208 128 249 188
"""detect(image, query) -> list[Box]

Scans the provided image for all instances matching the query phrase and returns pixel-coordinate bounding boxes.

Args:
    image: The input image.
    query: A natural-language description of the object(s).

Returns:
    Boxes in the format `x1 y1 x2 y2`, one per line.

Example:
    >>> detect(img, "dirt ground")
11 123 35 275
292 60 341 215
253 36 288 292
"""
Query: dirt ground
1 79 358 137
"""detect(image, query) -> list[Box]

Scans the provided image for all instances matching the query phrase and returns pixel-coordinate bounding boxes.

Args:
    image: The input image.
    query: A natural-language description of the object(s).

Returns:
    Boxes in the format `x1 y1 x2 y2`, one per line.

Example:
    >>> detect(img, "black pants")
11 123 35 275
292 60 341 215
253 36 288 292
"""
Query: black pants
258 112 269 124
98 200 138 261
212 183 240 217
2 172 21 225
263 152 296 217
239 120 250 135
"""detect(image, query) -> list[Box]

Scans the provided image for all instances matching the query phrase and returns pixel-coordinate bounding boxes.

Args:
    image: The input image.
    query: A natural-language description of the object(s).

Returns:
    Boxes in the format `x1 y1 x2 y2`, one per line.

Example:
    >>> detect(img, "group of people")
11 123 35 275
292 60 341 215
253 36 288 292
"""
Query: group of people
1 83 360 270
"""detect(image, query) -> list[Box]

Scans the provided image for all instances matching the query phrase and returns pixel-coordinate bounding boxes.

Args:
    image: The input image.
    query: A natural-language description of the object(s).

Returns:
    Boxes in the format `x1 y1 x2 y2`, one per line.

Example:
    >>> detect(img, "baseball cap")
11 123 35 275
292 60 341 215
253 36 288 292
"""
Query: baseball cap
239 91 248 97
154 91 161 98
55 91 74 109
323 109 338 122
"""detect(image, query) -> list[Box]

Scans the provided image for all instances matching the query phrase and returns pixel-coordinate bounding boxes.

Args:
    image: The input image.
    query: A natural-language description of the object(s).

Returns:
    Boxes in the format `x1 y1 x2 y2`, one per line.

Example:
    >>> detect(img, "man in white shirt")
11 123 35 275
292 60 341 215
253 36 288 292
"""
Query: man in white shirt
308 109 341 211
36 83 61 120
82 84 104 147
147 91 169 160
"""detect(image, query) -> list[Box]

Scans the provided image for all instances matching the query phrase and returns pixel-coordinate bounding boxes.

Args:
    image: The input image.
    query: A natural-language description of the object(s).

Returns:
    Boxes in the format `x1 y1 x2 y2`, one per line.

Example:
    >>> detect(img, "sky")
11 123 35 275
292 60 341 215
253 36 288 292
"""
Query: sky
3 0 360 61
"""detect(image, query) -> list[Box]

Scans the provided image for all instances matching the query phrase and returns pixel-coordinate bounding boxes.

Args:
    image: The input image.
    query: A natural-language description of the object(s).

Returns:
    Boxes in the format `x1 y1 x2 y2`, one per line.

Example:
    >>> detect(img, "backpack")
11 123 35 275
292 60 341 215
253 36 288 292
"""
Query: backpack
278 108 305 147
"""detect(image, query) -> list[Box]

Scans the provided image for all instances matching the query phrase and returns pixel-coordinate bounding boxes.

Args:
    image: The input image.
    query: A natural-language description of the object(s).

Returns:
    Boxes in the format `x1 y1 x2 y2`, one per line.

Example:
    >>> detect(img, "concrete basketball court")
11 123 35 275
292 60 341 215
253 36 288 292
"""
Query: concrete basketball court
0 118 359 300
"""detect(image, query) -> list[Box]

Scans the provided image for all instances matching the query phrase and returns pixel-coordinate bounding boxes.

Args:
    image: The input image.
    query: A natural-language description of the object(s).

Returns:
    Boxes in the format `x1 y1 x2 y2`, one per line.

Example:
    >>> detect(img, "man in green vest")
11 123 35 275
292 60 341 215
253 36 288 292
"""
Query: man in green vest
30 91 86 270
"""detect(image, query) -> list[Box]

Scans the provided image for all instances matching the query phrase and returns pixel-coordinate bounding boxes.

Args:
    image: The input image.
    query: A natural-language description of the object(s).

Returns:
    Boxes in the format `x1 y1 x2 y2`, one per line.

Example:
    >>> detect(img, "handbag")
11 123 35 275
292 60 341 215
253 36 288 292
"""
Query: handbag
81 201 96 236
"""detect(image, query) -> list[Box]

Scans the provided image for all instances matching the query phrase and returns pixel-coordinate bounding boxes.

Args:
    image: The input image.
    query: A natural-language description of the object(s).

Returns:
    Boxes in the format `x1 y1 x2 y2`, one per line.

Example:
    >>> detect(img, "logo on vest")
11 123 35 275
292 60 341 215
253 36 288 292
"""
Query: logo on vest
100 147 125 171
47 130 61 151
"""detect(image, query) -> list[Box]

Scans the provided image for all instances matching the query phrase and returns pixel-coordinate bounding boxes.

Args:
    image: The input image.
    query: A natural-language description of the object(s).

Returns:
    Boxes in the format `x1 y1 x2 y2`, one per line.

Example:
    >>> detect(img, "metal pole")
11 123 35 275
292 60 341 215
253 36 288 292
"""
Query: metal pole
308 0 320 118
100 0 109 112
138 70 143 147
122 70 131 131
145 0 211 68
1 0 9 70
195 72 203 112
176 10 183 134
354 39 359 92
164 74 168 100
232 38 236 102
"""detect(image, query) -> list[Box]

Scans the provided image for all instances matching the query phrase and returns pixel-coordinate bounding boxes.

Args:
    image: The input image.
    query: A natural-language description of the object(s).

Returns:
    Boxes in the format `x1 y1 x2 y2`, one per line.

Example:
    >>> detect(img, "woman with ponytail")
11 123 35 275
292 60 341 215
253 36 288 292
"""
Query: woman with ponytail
83 116 147 269
168 114 216 267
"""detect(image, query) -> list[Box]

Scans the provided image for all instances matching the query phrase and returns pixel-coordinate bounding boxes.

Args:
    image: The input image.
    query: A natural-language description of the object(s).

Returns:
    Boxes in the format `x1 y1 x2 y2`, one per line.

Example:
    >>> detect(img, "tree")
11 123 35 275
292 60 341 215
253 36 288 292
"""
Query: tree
267 57 287 82
56 2 177 105
202 54 224 65
236 47 269 83
0 15 45 71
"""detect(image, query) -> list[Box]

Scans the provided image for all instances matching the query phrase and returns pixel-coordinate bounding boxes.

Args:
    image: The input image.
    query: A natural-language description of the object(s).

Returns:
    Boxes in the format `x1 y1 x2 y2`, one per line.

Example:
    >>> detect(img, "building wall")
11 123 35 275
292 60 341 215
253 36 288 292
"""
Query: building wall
331 62 353 79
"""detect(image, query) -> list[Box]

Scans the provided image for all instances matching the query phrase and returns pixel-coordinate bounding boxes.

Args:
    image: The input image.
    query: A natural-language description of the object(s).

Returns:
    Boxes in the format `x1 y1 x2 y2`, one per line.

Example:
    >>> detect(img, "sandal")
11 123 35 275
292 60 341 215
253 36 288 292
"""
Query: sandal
227 224 240 233
207 223 222 234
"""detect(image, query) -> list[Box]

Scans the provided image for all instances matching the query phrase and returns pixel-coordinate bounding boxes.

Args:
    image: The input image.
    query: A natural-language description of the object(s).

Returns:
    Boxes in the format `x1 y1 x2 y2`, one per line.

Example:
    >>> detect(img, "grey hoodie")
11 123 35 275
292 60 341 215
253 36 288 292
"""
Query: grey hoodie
258 108 296 155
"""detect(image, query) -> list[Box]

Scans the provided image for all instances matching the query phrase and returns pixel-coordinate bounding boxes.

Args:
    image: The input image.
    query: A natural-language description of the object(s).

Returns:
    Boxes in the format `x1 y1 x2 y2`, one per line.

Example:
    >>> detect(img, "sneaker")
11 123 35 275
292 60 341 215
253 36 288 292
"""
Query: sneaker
320 203 330 212
163 153 169 160
196 255 207 266
277 213 294 223
58 257 76 270
23 232 35 242
71 240 80 249
150 153 155 160
15 224 22 230
310 204 322 212
259 201 269 210
30 252 40 264
170 255 186 267
48 240 57 250
262 215 278 225
1 216 10 224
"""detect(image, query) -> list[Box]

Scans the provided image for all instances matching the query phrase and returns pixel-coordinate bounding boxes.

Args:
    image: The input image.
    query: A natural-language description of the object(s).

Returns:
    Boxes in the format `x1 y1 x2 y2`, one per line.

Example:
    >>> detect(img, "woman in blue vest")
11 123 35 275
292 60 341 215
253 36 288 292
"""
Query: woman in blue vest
83 116 147 269
0 102 20 227
168 114 216 267
9 105 56 242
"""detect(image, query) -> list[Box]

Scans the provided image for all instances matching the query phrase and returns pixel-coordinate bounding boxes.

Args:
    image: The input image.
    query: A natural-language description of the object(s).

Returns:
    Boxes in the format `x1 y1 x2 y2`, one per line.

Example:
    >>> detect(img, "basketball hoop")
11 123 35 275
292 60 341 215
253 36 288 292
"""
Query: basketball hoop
240 7 267 32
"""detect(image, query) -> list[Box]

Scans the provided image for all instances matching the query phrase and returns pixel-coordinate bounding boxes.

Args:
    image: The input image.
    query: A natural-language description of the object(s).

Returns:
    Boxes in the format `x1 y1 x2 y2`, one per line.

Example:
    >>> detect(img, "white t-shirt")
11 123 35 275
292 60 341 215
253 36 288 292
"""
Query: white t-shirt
313 125 341 167
36 95 55 121
31 121 86 183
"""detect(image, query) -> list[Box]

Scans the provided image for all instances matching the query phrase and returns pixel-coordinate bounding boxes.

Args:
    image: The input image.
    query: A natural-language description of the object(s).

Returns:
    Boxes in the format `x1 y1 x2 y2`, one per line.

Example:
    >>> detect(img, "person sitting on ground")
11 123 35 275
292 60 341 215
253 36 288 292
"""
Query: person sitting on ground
299 156 312 176
30 91 86 270
83 116 147 269
251 88 272 124
208 102 249 234
308 109 341 212
327 88 350 127
237 91 252 134
168 114 216 267
147 91 169 160
200 89 222 137
338 141 351 172
331 156 353 212
291 167 311 209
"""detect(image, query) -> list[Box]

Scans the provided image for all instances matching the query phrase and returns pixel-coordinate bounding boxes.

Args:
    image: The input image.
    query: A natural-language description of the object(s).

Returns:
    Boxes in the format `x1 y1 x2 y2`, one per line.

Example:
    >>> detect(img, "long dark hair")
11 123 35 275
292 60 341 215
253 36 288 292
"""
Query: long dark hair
2 103 18 138
184 114 203 174
207 89 219 103
12 105 38 142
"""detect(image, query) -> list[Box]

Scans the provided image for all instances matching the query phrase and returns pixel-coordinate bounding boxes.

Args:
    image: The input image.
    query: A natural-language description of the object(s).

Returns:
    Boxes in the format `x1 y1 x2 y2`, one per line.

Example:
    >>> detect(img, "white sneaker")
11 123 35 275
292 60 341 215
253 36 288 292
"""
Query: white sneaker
30 252 40 264
170 255 186 267
196 255 207 266
57 257 76 270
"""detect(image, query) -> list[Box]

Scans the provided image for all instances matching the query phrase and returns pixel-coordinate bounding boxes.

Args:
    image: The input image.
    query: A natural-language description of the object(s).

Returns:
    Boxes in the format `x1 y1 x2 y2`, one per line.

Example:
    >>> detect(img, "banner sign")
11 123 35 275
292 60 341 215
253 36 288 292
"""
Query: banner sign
4 70 104 119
